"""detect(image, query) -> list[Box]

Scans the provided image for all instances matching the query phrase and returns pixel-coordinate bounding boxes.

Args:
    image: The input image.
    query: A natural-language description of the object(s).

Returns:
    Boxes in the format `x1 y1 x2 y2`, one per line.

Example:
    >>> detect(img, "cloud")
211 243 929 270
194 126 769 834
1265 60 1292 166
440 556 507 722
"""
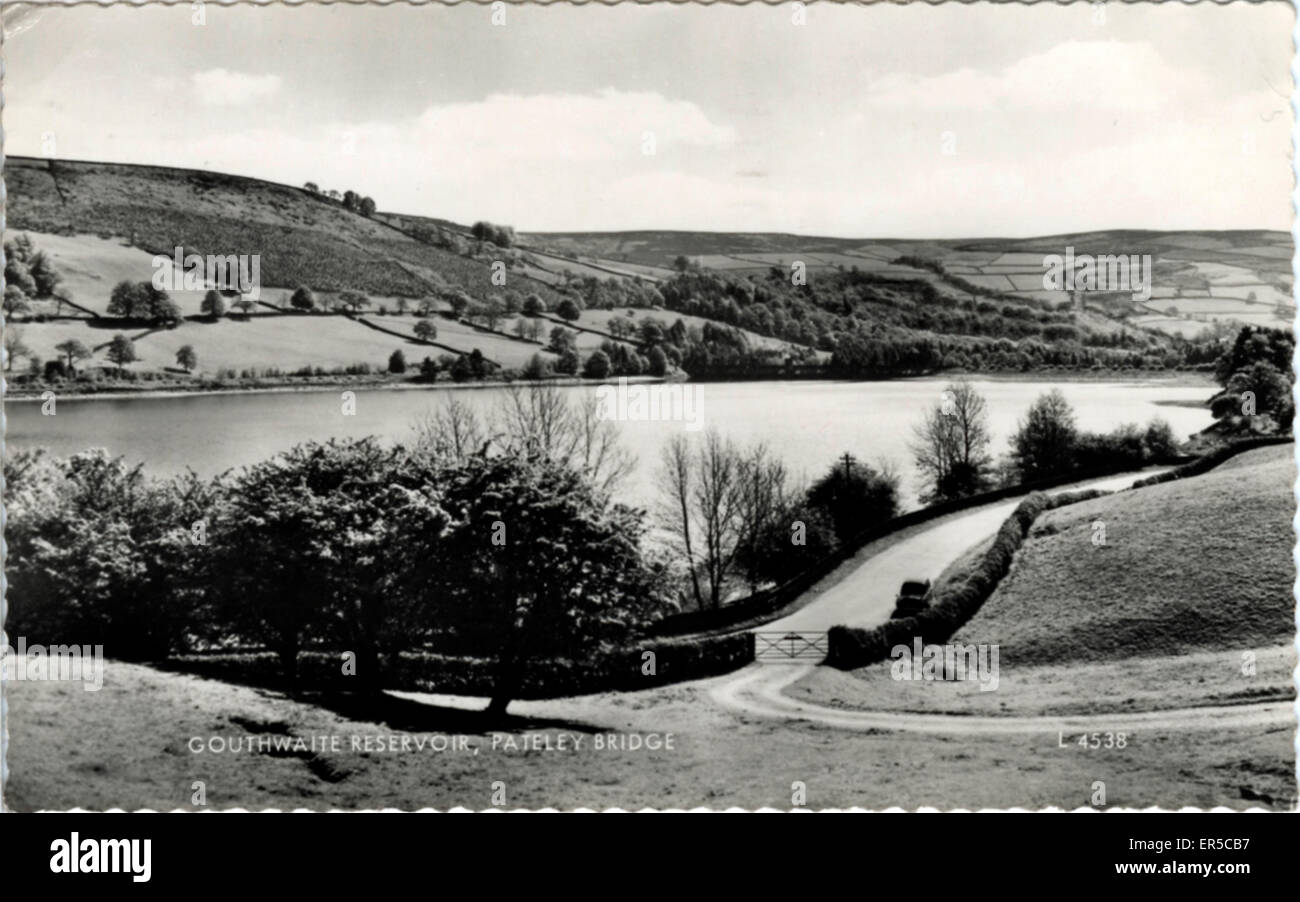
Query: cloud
411 89 735 164
192 69 282 106
864 41 1215 113
4 74 1287 235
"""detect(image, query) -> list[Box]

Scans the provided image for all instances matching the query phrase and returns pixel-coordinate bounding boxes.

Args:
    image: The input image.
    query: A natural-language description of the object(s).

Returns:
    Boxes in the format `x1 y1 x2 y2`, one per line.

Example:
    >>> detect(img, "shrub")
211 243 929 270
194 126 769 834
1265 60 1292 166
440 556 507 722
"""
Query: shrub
290 286 316 311
555 298 582 322
806 455 899 543
555 349 580 376
647 345 669 377
522 353 551 380
1141 417 1181 461
388 349 407 374
449 355 473 382
583 349 611 379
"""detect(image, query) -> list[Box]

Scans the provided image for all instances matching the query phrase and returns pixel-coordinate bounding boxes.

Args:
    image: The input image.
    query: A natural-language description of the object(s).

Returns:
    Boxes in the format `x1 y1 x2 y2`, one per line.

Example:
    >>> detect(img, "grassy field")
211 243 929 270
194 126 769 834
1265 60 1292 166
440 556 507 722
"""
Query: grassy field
381 315 551 368
126 316 419 374
3 230 163 314
15 319 154 371
6 657 1292 810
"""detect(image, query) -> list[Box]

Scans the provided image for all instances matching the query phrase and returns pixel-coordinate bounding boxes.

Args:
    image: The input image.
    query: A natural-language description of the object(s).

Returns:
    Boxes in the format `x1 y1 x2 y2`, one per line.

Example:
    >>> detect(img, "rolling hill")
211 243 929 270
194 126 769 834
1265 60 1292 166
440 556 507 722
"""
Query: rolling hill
3 155 1288 386
522 228 1295 338
5 156 566 305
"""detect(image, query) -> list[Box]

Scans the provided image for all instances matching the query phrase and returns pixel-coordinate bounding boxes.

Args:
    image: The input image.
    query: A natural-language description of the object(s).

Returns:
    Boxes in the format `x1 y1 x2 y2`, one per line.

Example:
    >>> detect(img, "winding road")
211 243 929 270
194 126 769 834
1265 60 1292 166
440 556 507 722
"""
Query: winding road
711 468 1294 733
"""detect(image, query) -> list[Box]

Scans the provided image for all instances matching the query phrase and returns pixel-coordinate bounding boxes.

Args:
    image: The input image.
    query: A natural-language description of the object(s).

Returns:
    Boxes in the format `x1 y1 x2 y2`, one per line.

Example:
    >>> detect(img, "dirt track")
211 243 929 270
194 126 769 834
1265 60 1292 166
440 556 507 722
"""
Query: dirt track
710 663 1294 735
763 469 1173 632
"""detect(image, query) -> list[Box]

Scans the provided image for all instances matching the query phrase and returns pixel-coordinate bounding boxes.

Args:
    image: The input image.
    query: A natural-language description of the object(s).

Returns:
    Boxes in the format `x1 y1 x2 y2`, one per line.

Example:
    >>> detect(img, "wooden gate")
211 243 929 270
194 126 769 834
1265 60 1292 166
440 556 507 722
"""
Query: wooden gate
753 631 828 663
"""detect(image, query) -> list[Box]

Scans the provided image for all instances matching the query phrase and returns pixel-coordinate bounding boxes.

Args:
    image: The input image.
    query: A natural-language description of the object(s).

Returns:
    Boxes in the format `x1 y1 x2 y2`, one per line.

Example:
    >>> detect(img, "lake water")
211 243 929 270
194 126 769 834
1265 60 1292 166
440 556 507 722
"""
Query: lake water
3 378 1215 510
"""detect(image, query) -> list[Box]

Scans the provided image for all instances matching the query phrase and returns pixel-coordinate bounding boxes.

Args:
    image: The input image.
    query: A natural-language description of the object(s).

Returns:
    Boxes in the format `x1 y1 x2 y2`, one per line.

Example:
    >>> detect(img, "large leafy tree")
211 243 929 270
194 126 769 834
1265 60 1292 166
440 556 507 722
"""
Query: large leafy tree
28 250 62 297
1214 325 1293 385
106 334 138 373
108 281 181 324
3 449 218 659
54 339 92 374
429 454 668 715
1011 389 1078 480
201 290 227 319
1213 361 1294 431
555 298 582 322
4 235 38 300
108 281 149 317
207 439 450 687
4 285 32 317
805 453 899 543
1210 326 1295 432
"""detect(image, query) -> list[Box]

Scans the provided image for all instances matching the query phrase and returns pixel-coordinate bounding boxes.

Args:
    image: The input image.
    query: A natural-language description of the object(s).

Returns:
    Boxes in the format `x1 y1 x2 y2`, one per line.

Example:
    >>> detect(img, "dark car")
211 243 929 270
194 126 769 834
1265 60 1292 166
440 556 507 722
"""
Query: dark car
890 578 932 619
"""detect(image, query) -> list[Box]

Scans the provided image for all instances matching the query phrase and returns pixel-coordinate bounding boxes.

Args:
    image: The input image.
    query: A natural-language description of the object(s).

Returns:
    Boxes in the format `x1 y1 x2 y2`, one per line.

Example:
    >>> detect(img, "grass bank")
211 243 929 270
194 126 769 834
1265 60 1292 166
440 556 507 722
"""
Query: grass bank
796 444 1296 718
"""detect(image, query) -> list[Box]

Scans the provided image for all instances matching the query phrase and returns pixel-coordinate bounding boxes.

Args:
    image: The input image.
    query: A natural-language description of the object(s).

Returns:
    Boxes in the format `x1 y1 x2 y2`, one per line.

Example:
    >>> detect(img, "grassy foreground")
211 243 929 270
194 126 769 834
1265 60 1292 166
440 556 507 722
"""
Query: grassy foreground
6 658 1292 810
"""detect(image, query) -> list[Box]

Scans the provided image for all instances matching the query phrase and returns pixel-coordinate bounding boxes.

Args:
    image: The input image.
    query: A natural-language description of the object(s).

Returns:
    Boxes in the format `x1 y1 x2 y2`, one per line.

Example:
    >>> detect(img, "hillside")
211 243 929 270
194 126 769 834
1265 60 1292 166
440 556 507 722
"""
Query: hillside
958 443 1295 666
525 228 1295 338
790 444 1296 724
2 155 1278 389
5 156 565 305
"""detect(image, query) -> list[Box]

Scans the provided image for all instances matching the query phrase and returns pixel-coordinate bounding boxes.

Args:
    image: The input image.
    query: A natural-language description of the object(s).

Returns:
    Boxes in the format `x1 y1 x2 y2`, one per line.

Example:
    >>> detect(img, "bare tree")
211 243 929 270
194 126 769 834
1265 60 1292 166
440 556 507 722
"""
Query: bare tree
910 380 992 502
411 395 486 460
656 430 751 609
658 434 706 610
733 444 792 591
497 383 633 496
498 382 575 460
568 391 635 497
693 430 744 608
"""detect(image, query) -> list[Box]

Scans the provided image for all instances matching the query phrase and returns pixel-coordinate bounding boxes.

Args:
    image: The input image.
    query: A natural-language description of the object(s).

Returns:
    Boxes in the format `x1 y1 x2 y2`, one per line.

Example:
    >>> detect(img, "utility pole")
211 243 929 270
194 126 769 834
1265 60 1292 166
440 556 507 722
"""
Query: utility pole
840 452 855 481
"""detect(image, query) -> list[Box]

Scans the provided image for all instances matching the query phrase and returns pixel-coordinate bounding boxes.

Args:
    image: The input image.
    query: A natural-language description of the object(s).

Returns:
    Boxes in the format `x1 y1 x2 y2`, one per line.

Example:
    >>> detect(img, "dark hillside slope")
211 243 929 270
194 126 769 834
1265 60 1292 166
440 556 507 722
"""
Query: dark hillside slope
5 156 564 304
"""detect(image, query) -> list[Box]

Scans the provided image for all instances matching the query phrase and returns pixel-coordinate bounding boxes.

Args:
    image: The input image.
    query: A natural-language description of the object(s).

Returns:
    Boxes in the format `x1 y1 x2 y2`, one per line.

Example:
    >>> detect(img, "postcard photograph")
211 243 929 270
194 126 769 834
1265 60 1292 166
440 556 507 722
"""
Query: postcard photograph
0 0 1296 816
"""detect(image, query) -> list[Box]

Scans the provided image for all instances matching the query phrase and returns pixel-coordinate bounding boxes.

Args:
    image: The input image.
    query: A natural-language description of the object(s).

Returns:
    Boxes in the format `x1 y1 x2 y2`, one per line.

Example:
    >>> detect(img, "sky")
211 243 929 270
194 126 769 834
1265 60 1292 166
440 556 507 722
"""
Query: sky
4 1 1295 237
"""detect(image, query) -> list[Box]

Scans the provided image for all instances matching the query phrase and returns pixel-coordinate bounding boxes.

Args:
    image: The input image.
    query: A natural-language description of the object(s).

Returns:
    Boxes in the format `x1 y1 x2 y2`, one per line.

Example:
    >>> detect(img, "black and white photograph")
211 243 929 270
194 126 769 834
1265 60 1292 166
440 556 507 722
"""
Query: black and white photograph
0 0 1296 836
